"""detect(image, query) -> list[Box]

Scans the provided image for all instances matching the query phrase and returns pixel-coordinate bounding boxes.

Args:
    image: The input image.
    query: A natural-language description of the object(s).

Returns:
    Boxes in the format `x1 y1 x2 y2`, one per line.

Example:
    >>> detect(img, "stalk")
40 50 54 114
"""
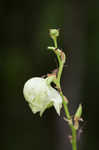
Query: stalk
48 30 77 150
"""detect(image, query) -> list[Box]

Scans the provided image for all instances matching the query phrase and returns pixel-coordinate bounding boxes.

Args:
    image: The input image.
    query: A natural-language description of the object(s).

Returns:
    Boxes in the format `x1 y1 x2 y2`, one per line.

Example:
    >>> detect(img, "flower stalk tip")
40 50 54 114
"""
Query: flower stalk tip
49 29 59 39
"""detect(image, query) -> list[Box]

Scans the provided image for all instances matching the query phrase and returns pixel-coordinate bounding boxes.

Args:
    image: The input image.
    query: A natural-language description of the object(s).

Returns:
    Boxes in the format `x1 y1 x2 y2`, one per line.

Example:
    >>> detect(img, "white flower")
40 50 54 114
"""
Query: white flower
23 77 62 116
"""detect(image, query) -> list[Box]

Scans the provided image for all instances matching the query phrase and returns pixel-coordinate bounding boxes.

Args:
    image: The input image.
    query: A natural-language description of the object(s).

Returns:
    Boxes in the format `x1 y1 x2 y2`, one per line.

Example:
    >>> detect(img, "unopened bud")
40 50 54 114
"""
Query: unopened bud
49 29 59 39
74 104 82 120
74 104 82 130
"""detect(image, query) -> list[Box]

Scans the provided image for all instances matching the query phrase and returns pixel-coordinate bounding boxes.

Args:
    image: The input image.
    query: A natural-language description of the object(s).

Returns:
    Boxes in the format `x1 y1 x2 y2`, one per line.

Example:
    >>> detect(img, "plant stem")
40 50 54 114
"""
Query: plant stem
53 37 77 150
71 127 77 150
53 37 58 48
58 79 77 150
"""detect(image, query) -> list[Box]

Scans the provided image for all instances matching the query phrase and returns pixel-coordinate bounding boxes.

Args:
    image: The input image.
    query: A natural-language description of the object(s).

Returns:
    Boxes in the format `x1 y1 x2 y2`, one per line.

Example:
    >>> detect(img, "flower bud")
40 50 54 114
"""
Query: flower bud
74 104 82 120
74 104 82 130
23 77 62 116
49 29 59 39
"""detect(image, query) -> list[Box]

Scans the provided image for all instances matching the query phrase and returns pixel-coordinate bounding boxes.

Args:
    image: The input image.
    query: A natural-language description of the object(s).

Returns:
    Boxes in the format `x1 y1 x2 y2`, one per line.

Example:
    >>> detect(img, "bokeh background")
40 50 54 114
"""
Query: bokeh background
0 0 98 150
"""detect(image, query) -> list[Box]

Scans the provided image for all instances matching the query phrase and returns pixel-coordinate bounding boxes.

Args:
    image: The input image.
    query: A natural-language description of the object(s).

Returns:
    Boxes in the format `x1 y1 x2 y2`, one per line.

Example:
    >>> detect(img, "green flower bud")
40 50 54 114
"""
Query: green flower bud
74 104 82 120
74 104 82 130
49 29 59 39
23 77 62 116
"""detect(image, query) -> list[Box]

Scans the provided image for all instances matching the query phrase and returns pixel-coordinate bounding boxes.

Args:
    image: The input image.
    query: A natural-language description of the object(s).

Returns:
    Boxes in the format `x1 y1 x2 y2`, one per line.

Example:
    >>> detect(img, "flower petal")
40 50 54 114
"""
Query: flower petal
23 77 62 116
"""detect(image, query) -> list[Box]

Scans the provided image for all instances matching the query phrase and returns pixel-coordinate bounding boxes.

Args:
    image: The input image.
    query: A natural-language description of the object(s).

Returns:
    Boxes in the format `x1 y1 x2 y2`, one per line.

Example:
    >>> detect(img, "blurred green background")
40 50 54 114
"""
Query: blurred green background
0 0 99 150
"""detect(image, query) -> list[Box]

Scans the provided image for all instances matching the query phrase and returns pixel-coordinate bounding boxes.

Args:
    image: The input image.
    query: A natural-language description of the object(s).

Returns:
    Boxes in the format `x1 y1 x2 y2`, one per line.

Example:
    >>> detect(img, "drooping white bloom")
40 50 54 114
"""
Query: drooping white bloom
23 77 62 116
